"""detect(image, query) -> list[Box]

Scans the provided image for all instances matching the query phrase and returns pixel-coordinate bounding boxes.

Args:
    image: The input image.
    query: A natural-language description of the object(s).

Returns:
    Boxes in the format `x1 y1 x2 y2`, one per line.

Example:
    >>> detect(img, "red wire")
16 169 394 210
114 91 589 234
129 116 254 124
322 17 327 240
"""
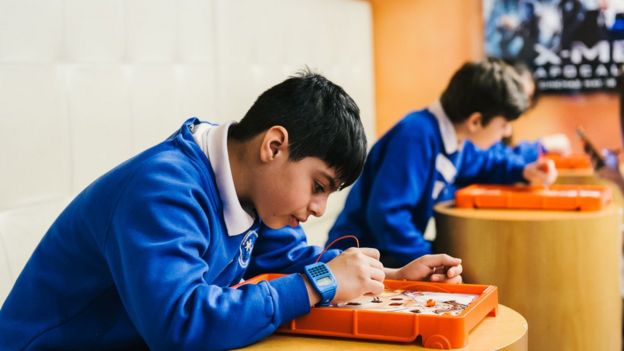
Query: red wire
315 234 360 263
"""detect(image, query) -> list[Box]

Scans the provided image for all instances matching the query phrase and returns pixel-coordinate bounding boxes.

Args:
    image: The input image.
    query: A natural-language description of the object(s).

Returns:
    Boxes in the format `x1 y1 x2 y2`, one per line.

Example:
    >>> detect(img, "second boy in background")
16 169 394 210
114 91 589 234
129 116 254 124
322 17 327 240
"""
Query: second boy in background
327 58 558 267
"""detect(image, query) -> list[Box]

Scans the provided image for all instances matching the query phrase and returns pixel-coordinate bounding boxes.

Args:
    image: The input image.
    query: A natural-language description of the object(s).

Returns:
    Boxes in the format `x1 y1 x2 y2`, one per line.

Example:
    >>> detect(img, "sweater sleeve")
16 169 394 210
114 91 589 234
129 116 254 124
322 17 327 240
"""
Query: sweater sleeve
510 141 542 162
487 141 541 164
365 128 435 266
245 225 341 278
103 161 310 351
457 141 527 186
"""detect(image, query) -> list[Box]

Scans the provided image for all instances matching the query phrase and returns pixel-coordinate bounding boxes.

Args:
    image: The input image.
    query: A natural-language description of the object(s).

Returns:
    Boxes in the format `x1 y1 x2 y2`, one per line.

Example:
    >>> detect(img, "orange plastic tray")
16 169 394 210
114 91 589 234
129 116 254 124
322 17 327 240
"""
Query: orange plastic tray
237 274 498 349
455 184 612 211
543 152 592 169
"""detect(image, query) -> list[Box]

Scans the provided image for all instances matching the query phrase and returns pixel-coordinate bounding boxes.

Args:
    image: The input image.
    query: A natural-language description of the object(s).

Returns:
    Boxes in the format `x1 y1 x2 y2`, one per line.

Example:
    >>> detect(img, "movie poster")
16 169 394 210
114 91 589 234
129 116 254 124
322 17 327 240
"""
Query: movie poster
484 0 624 93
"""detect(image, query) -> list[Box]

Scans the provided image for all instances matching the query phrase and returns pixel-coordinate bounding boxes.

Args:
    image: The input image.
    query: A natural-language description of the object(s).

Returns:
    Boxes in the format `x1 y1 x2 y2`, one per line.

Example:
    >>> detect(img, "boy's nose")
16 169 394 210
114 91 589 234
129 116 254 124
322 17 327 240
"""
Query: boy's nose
503 123 513 137
309 197 327 217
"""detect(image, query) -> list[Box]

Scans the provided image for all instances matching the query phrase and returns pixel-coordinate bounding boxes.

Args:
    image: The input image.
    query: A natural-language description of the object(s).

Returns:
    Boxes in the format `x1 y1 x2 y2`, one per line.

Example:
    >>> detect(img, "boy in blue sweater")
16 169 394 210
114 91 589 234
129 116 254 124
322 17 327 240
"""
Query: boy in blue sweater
0 71 462 350
327 59 558 268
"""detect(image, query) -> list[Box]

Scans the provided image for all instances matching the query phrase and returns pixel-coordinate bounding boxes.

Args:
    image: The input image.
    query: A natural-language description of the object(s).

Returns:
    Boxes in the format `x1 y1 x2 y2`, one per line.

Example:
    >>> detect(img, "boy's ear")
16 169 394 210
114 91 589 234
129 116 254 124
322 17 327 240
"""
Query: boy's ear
260 126 289 163
466 112 483 133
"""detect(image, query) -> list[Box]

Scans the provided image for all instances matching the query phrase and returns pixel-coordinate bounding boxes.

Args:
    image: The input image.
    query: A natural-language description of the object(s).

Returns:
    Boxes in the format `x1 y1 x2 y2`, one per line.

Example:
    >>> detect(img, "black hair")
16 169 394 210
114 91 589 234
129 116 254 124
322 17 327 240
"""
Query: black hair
502 58 540 107
229 68 367 189
440 58 530 126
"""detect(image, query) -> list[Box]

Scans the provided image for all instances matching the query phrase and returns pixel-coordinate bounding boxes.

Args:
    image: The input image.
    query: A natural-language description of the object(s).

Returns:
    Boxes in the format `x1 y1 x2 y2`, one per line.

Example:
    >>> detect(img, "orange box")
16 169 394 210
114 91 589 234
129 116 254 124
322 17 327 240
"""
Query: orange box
237 274 498 349
455 184 612 211
543 152 592 169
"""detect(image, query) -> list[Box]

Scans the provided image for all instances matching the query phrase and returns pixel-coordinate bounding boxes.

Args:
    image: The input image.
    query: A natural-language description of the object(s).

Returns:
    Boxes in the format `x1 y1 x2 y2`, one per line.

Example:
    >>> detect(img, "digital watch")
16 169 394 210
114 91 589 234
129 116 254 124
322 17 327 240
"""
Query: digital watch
303 262 337 307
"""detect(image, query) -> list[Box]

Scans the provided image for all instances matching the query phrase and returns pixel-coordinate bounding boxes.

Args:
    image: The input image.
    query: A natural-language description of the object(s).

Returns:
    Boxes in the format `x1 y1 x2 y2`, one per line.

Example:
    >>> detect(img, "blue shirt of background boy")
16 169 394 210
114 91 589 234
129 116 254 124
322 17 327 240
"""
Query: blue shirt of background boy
327 102 528 267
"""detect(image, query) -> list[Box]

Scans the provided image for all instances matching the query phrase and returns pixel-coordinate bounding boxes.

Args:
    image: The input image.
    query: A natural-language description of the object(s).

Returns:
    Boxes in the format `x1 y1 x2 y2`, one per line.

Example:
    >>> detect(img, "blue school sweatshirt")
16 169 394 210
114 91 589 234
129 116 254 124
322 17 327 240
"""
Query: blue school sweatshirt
488 140 543 163
327 103 527 267
0 118 338 351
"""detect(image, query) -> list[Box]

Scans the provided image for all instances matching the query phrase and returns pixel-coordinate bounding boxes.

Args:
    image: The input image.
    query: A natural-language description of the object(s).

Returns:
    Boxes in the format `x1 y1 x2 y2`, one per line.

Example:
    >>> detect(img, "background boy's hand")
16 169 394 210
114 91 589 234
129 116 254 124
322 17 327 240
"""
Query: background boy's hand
388 254 463 284
325 247 385 303
523 158 557 185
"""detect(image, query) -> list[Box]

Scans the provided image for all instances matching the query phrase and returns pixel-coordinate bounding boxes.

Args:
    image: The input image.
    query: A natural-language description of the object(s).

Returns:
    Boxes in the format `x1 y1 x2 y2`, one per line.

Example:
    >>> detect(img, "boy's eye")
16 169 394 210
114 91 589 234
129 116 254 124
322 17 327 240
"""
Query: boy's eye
313 182 325 194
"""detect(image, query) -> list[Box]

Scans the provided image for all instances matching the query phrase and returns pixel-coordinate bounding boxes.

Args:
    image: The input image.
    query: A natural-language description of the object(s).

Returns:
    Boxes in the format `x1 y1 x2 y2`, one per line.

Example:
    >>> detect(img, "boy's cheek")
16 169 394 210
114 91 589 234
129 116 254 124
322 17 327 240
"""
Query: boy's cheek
260 216 289 229
255 205 287 229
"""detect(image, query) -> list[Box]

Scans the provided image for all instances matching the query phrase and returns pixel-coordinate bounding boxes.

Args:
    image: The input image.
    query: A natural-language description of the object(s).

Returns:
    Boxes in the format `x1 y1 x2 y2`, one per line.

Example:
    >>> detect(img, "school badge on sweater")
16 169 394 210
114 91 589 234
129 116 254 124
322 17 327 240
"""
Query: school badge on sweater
238 230 258 268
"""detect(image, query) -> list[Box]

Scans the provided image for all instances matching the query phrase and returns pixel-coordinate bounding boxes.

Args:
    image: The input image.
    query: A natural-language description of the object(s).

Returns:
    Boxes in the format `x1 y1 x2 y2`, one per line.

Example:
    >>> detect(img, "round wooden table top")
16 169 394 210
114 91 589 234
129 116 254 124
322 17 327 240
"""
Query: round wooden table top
238 304 527 351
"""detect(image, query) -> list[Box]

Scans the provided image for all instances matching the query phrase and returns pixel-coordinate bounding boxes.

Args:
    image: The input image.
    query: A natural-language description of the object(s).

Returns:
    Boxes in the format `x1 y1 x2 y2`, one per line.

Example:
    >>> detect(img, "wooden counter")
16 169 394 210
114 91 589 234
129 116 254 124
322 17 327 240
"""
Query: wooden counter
434 202 622 351
239 304 527 351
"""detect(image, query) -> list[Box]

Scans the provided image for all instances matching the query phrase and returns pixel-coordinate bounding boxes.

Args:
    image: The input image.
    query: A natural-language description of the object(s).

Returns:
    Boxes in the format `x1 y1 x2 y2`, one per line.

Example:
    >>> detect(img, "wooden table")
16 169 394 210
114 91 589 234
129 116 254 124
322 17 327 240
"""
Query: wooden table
239 304 527 350
434 202 622 351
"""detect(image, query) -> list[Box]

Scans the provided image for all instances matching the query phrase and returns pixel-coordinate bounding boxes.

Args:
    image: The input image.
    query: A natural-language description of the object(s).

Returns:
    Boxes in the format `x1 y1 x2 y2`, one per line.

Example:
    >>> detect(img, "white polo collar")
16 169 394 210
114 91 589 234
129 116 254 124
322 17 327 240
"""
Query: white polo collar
192 121 255 236
428 100 460 154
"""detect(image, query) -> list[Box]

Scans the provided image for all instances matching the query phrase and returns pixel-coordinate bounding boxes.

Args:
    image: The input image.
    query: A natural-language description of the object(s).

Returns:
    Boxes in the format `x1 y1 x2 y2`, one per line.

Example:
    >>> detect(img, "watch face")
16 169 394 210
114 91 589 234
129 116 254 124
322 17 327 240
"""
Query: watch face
317 277 333 287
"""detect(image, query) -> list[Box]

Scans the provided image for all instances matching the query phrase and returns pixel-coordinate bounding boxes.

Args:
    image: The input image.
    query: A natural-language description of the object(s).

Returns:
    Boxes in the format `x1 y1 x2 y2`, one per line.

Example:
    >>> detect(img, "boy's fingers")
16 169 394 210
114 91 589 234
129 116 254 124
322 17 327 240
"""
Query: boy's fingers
447 264 463 277
358 247 381 260
445 275 463 284
545 160 557 183
368 258 384 270
421 254 461 268
367 280 385 295
369 267 385 282
430 274 447 282
536 159 549 172
532 160 557 185
547 159 556 171
431 273 463 284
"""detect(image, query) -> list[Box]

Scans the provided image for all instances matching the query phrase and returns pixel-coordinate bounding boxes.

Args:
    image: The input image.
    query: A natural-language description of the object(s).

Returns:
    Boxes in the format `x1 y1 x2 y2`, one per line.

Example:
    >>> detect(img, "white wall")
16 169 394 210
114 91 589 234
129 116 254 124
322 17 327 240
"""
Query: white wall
0 0 375 302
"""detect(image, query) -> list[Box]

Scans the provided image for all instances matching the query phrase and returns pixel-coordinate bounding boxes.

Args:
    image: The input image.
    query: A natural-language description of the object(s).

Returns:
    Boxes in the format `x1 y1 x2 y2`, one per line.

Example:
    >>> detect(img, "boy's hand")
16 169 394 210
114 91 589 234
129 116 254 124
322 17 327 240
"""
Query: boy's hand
386 254 463 284
523 158 557 185
325 247 385 304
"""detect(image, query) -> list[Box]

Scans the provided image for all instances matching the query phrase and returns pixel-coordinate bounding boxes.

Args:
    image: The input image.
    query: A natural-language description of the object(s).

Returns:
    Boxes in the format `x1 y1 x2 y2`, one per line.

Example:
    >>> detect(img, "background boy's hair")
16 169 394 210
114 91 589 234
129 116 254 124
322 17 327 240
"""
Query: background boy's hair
229 68 367 189
440 58 530 125
501 58 540 107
